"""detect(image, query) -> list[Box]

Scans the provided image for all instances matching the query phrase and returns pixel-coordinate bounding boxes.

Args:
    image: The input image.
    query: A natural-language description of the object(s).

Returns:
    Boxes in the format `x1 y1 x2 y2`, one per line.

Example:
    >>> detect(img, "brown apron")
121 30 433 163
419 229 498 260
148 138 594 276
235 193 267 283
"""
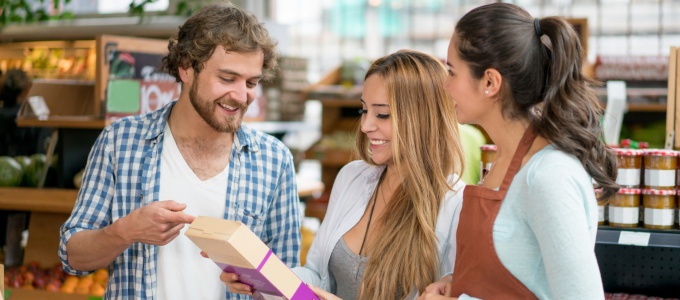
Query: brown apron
450 127 539 299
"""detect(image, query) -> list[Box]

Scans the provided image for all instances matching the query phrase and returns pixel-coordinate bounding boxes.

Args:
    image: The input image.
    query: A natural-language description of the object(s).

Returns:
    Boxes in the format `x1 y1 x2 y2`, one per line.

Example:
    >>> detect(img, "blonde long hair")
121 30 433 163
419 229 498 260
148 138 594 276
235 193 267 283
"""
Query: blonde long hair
354 50 465 299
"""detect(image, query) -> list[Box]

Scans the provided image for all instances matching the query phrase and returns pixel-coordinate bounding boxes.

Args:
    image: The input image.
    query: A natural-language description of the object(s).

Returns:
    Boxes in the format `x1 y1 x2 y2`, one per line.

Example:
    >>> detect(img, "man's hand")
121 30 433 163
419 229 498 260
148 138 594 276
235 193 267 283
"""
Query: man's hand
66 200 195 271
116 200 195 245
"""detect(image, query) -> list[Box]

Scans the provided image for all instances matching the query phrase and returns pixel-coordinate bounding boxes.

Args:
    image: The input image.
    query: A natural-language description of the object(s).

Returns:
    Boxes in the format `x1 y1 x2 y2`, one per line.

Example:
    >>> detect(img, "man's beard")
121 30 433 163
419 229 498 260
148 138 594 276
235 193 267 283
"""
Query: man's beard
188 79 248 133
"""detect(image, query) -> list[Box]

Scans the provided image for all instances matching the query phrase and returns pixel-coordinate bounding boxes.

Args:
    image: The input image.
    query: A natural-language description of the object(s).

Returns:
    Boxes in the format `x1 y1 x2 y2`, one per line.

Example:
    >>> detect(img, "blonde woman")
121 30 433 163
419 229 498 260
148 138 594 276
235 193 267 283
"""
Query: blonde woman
220 50 466 299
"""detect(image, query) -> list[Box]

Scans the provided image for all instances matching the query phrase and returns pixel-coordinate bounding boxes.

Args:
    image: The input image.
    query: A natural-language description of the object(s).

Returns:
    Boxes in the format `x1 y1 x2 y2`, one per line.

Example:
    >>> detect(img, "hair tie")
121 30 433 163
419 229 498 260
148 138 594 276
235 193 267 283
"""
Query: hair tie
534 18 542 37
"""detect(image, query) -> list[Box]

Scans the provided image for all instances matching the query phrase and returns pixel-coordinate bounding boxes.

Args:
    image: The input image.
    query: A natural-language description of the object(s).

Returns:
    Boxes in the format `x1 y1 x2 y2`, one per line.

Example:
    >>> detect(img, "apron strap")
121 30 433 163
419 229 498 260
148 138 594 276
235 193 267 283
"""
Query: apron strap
498 126 537 193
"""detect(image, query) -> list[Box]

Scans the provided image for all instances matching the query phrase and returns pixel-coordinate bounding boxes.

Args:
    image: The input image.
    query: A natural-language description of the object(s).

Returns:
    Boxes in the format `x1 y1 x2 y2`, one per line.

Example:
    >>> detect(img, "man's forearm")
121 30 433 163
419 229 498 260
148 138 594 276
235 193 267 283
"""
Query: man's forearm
66 219 132 271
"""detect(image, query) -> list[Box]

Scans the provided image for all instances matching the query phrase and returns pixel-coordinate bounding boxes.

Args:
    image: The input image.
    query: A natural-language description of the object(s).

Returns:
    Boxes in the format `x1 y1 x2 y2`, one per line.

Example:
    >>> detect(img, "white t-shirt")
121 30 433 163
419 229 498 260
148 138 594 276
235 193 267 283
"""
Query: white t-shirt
157 124 228 300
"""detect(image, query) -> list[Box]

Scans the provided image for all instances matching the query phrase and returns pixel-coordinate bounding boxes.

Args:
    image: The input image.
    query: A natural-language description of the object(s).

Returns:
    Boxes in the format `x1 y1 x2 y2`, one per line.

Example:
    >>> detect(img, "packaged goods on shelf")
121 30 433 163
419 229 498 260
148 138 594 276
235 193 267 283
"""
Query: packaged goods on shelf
595 56 669 82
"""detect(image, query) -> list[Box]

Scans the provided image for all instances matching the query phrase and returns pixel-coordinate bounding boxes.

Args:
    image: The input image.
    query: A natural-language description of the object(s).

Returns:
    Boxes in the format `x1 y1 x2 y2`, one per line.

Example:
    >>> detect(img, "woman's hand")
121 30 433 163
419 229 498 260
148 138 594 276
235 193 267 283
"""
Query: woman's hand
200 251 253 296
416 274 457 300
308 284 342 300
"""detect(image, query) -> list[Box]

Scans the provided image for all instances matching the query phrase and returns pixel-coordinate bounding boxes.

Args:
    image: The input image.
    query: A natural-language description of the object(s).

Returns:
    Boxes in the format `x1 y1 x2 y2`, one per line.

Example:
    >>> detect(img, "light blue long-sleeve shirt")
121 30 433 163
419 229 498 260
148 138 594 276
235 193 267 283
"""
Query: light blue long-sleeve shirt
462 145 604 300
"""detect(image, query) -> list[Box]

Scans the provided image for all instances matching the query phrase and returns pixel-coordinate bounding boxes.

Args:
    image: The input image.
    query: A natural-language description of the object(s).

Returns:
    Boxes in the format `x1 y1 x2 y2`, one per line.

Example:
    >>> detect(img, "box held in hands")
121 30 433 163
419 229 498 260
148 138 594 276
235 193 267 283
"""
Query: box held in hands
185 216 319 300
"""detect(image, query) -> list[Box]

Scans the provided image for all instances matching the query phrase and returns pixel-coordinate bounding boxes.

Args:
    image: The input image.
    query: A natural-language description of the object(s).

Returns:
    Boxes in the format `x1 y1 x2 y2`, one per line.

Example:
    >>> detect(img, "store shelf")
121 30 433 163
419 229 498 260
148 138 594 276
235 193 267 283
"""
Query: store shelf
319 98 362 108
0 187 78 214
626 104 667 112
5 288 96 300
597 226 680 248
16 116 107 129
0 15 185 42
596 102 667 112
305 148 354 167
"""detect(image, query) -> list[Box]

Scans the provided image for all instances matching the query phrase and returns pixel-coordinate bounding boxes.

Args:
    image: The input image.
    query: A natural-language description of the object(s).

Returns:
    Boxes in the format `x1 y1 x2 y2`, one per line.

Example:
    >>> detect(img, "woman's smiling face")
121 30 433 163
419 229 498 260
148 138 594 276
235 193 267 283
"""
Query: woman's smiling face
360 74 393 165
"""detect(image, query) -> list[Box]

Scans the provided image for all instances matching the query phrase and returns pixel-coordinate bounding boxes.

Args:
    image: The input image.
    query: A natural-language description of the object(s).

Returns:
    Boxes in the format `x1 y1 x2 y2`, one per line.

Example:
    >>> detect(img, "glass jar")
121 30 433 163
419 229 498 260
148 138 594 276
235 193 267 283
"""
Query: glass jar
595 188 606 226
644 149 677 190
642 189 676 229
608 188 640 228
479 144 497 184
677 156 680 190
676 189 679 227
614 148 643 188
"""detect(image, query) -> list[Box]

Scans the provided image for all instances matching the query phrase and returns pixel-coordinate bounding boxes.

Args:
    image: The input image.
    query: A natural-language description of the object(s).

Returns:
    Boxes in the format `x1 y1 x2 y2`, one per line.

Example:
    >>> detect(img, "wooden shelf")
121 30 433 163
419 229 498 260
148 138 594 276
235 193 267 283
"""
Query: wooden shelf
305 148 354 167
297 179 324 198
594 86 668 112
0 181 322 214
319 98 362 108
16 117 107 129
627 104 667 112
6 288 94 300
0 187 78 214
597 102 667 112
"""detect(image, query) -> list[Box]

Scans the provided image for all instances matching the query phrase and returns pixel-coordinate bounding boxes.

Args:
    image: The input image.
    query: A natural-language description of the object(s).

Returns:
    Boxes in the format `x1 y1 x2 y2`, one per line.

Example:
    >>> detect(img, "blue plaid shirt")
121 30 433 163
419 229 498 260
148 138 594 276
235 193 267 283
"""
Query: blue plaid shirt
59 102 301 299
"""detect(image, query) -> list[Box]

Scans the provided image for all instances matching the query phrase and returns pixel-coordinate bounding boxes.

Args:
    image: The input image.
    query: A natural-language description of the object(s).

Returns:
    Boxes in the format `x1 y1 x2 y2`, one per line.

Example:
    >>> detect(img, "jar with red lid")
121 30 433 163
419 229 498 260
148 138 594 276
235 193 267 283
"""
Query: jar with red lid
479 144 497 184
677 155 680 189
642 189 676 230
643 149 677 190
676 189 679 227
608 188 640 228
614 148 643 188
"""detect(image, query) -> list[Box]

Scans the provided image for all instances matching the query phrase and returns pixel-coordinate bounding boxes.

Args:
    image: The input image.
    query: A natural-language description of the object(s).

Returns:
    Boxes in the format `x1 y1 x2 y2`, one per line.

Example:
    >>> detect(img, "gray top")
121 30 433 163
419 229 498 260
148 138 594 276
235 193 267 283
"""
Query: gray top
328 237 368 300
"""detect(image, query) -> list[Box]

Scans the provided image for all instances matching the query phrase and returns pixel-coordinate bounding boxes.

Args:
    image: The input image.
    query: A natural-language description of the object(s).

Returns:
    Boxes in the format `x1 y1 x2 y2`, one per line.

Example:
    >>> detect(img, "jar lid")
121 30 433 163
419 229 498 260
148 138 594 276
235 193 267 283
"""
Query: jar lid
614 148 643 156
643 149 678 157
594 188 603 196
480 144 497 151
642 189 677 196
617 188 641 195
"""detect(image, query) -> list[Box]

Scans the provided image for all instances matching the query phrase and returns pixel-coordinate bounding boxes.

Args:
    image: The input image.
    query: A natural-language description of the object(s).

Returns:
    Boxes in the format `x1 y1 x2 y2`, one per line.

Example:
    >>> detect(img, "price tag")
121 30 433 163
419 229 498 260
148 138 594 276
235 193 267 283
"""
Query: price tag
618 231 650 246
603 81 626 146
28 96 50 119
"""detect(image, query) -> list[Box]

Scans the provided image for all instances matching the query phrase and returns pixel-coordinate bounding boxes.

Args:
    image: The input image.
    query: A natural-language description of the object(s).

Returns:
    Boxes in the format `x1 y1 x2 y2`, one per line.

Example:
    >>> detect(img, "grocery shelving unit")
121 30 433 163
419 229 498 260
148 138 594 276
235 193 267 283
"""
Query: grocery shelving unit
304 67 362 191
595 49 680 298
596 226 680 296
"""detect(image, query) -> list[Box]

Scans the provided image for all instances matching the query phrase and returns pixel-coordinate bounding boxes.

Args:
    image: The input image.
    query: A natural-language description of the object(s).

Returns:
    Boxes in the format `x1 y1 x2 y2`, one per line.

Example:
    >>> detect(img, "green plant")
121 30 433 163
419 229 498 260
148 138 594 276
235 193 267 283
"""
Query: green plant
128 0 157 23
175 0 211 17
128 0 211 24
0 0 72 28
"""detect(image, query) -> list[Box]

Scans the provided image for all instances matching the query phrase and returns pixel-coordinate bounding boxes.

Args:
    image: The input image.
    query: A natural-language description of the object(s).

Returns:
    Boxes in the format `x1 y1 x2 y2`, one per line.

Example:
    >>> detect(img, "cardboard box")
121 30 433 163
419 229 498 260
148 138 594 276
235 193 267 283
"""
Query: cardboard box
185 217 319 300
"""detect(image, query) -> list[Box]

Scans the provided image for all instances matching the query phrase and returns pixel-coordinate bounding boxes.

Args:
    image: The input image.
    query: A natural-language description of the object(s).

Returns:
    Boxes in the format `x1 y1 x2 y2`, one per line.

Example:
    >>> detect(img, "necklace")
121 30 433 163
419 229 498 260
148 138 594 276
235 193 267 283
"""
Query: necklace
355 169 387 280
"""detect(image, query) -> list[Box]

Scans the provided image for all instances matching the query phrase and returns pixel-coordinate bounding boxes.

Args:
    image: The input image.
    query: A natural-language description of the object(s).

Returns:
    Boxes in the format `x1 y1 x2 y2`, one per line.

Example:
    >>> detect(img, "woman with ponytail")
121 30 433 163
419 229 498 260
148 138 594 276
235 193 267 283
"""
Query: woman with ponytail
222 50 466 299
419 3 616 300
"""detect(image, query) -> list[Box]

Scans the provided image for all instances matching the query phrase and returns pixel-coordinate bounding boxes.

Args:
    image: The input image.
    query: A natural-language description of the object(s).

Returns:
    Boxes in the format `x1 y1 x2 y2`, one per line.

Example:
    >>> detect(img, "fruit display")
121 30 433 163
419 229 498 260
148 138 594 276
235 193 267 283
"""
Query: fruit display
73 168 84 189
22 153 47 187
4 262 107 297
0 156 23 187
0 153 57 187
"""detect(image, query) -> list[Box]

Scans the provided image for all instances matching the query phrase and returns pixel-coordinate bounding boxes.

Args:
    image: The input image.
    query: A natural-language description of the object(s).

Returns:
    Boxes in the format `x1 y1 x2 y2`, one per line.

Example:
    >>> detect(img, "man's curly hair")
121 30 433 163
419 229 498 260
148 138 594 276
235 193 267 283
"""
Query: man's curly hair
161 2 278 82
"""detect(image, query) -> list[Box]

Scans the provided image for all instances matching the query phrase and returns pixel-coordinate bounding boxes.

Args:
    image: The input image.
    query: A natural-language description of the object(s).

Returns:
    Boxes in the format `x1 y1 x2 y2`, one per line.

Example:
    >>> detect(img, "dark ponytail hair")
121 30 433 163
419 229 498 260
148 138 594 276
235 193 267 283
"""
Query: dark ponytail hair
454 3 618 200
